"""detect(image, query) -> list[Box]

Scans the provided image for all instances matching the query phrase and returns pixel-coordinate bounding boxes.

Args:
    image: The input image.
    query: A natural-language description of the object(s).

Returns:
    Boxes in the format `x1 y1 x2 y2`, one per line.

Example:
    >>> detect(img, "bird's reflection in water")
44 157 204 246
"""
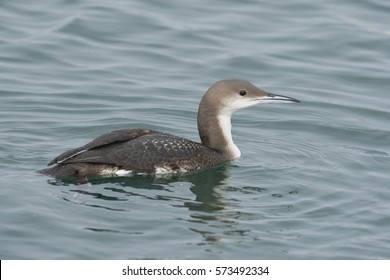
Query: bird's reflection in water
47 164 250 243
183 165 251 244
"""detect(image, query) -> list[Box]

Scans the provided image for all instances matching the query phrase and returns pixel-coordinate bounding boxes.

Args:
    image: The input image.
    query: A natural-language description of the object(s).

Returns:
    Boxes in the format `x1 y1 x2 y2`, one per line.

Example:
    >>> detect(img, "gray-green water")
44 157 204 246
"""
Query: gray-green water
1 0 390 259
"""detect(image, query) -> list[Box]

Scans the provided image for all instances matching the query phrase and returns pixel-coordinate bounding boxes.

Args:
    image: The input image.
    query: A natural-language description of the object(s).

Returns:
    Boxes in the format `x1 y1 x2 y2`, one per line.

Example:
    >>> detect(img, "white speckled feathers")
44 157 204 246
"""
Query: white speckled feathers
47 129 227 175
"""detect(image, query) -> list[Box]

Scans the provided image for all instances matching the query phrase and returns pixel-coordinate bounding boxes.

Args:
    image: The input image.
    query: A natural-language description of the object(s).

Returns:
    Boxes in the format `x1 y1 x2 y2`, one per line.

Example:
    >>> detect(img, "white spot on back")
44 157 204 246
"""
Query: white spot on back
115 169 133 176
154 167 170 174
100 168 133 177
154 165 189 174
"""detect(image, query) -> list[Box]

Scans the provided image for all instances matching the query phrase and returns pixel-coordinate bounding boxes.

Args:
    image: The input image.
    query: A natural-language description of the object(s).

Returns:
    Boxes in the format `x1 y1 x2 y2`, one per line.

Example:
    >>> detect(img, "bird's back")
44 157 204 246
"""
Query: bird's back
41 129 228 180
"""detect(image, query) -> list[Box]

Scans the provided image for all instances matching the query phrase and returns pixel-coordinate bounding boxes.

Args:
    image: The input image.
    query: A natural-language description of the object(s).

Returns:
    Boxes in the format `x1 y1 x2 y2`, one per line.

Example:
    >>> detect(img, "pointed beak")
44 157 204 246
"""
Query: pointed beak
257 92 300 104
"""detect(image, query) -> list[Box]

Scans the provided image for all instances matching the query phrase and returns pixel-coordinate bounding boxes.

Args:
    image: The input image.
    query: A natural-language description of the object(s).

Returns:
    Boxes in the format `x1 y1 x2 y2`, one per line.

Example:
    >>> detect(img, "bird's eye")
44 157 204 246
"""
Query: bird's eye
239 89 247 96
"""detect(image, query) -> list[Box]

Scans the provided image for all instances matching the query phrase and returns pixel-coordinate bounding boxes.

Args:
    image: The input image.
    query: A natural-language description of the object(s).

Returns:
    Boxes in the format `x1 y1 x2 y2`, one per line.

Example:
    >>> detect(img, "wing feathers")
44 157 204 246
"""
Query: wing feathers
48 129 157 166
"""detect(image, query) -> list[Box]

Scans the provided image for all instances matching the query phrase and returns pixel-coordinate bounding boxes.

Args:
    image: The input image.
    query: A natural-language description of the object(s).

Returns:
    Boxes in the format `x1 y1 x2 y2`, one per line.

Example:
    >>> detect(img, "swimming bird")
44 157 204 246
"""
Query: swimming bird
41 80 299 181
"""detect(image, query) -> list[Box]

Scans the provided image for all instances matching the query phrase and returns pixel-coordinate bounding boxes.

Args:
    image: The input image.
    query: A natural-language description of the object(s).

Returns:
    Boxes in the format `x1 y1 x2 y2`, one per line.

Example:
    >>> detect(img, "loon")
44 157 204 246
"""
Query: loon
41 80 299 181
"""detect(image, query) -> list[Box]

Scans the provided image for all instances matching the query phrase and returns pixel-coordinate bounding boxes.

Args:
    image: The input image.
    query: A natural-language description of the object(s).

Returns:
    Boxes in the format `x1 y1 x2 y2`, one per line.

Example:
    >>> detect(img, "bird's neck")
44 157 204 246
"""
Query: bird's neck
197 106 241 159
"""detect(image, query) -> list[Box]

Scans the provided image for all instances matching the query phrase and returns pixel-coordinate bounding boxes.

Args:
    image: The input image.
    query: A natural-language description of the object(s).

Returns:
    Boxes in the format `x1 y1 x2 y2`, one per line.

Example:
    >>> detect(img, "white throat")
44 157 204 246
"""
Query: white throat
217 112 241 159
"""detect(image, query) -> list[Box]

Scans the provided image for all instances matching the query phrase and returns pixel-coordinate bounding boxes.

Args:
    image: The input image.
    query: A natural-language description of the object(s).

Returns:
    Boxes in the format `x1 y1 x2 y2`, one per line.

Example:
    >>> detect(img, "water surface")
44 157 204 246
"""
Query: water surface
1 0 390 259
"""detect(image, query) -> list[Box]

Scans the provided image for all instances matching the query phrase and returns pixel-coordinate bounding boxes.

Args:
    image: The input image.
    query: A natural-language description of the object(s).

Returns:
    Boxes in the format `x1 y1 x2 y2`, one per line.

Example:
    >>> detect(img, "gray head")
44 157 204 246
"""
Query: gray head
199 79 300 117
197 79 299 153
